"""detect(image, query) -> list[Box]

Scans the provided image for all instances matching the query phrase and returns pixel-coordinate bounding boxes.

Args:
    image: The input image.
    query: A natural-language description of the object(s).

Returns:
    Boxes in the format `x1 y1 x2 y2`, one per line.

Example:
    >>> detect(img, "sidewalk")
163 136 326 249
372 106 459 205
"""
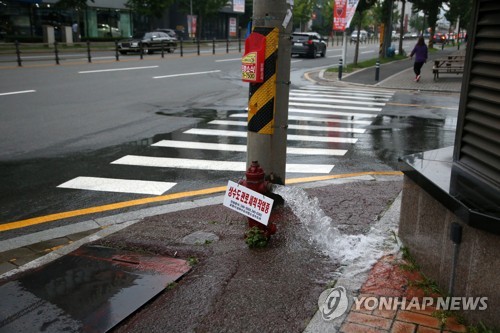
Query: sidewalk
316 46 464 94
0 47 470 332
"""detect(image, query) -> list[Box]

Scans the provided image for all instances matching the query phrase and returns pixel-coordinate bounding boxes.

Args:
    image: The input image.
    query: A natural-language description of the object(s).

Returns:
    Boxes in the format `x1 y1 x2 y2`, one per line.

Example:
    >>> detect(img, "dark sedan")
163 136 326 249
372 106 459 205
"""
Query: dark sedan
117 31 177 54
291 32 327 58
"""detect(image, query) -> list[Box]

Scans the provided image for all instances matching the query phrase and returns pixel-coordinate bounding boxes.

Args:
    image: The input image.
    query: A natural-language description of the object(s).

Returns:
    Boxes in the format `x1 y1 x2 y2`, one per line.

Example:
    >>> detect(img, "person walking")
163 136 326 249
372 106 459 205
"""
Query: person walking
410 36 428 82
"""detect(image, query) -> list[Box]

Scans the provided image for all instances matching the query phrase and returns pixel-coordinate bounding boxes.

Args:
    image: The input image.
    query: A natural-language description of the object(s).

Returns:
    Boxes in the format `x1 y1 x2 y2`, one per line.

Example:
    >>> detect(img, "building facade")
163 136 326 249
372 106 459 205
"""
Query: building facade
0 0 247 42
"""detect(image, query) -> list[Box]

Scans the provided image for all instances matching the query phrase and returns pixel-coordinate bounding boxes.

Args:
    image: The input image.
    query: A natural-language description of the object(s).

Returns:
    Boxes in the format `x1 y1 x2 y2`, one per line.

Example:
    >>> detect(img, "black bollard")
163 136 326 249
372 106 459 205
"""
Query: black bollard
338 58 343 81
375 59 380 81
161 40 165 58
213 38 216 55
197 38 200 55
54 41 60 65
180 38 183 57
87 40 91 63
15 40 22 67
226 38 229 53
115 41 119 61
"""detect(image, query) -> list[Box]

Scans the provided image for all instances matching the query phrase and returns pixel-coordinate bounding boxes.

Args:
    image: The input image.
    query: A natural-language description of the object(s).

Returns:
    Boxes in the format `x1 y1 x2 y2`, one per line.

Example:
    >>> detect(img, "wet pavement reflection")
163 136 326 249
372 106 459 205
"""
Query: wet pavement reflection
0 92 459 236
0 245 190 332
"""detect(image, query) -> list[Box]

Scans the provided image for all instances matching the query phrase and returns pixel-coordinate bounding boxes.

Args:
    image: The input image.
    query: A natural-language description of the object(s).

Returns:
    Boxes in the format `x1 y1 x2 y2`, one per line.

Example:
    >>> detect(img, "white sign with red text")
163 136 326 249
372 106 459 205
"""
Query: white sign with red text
223 180 274 226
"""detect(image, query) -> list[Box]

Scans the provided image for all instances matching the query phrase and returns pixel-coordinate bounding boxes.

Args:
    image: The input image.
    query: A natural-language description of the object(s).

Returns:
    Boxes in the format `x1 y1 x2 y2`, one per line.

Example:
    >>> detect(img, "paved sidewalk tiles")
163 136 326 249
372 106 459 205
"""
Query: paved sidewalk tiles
339 255 467 333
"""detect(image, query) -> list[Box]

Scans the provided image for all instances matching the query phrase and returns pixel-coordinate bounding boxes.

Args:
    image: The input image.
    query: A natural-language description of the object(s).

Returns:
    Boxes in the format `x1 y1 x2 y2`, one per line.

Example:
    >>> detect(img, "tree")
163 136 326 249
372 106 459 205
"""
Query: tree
351 0 377 65
311 0 334 36
293 0 315 31
445 0 473 47
177 0 229 38
125 0 176 22
408 0 446 48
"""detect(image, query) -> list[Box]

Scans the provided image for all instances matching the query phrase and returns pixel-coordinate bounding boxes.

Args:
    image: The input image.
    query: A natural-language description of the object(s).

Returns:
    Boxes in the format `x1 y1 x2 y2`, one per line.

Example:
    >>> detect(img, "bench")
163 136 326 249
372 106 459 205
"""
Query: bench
433 55 465 81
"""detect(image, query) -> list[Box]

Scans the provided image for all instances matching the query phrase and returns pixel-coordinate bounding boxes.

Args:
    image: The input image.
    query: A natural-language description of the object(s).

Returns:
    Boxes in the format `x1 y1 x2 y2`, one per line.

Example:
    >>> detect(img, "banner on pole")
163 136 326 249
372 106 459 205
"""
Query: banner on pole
333 0 359 32
333 0 347 31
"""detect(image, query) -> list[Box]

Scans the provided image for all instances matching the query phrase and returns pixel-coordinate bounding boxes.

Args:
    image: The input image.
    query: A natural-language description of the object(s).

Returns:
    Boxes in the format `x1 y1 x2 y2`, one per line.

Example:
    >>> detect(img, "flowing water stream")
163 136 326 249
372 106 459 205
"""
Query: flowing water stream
272 184 400 274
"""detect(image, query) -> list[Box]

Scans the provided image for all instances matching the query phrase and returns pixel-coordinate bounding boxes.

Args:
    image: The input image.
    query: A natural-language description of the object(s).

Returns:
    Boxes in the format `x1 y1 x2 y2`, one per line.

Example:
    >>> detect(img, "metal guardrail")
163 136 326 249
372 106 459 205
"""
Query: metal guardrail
0 38 243 67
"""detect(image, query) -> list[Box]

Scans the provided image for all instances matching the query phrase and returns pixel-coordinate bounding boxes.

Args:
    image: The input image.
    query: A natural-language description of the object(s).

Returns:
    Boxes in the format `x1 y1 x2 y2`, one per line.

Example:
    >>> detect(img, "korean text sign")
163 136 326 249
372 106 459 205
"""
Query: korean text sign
223 180 274 226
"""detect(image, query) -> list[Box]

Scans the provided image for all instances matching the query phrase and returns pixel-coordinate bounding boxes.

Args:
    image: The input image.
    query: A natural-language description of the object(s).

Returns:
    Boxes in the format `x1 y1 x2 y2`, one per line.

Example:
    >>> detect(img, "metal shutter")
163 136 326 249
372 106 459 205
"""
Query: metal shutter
455 0 500 187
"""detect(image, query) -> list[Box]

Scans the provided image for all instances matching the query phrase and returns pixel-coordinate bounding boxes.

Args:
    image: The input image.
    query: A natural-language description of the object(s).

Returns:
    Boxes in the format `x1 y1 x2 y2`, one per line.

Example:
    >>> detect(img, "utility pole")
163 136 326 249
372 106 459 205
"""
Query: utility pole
246 0 293 184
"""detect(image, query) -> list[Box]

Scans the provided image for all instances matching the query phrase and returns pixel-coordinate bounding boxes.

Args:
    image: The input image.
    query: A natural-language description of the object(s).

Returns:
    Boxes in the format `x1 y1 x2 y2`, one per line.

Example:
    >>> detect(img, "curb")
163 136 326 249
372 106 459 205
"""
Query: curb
0 173 403 282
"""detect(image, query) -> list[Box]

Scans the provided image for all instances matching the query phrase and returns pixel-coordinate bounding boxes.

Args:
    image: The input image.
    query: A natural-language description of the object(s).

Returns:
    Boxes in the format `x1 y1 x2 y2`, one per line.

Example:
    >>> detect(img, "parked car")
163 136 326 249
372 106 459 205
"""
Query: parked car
155 28 178 41
291 32 326 58
117 31 177 54
97 24 121 38
351 30 368 43
403 32 418 39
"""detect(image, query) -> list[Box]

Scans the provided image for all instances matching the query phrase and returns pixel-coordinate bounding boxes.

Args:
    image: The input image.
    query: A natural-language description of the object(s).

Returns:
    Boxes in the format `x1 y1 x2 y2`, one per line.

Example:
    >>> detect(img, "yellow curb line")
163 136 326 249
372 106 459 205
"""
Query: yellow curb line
0 171 402 232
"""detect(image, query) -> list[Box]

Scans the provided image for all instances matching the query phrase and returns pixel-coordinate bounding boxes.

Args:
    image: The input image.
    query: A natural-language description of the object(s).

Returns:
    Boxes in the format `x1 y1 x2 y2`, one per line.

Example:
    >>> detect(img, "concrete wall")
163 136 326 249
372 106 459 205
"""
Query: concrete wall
399 176 500 328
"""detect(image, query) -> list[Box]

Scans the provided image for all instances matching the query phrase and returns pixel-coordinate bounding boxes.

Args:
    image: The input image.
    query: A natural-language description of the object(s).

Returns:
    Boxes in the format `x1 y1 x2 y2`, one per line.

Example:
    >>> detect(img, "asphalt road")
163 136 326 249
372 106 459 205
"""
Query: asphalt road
0 39 458 241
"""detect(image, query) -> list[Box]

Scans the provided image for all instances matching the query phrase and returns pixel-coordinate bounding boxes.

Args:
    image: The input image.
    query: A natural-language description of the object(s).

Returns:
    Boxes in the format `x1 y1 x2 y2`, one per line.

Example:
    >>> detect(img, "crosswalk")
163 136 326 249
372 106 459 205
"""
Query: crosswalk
57 86 394 196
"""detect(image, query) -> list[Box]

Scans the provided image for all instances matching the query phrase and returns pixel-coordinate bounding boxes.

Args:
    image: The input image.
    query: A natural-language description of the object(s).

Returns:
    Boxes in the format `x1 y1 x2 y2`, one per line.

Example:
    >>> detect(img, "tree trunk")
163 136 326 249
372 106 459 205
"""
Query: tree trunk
354 16 362 65
398 0 406 56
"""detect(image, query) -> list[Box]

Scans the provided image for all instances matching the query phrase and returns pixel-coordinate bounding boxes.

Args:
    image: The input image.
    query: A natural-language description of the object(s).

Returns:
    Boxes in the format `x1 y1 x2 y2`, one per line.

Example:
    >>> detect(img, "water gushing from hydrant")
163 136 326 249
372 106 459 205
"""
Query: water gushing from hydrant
272 184 400 272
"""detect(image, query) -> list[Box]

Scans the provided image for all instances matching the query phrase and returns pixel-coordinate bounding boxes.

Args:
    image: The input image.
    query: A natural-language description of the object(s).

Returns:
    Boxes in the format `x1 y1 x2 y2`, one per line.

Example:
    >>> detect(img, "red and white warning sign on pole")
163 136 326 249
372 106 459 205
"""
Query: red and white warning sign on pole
223 180 274 226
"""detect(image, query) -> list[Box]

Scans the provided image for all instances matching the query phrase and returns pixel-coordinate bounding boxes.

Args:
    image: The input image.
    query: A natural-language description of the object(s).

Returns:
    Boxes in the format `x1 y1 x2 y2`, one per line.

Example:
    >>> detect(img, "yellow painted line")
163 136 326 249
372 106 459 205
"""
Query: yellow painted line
285 171 402 184
387 102 457 110
0 171 403 232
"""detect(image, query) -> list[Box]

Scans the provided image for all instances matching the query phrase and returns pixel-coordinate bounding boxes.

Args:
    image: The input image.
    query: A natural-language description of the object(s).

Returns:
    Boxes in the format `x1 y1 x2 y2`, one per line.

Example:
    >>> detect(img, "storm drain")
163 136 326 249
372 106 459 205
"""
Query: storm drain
0 245 190 332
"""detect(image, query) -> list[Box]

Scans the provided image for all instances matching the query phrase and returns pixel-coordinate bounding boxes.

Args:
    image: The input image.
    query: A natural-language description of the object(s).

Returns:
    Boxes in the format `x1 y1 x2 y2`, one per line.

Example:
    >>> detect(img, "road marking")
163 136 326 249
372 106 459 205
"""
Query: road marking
57 176 176 195
290 91 391 102
0 90 36 96
290 102 382 112
229 113 372 125
298 86 395 96
183 128 358 143
209 120 366 133
112 155 335 173
153 140 347 156
291 60 303 63
289 96 386 107
361 50 376 54
78 66 159 74
288 107 378 118
215 58 241 62
0 171 403 233
153 70 221 79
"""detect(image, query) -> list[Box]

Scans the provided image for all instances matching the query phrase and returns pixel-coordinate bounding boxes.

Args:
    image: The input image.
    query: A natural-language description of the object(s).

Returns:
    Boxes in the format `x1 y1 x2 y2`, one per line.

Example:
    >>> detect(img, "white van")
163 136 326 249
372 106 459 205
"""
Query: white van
351 30 368 42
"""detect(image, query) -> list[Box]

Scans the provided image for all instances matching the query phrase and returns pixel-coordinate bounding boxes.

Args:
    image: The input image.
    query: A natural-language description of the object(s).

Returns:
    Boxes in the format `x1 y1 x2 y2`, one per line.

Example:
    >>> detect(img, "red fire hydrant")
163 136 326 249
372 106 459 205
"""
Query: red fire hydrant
239 161 277 237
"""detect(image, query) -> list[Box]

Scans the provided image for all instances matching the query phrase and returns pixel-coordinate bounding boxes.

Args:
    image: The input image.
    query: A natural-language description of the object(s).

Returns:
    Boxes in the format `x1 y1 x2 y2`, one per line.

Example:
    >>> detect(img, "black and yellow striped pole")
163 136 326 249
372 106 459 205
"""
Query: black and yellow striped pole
247 0 292 184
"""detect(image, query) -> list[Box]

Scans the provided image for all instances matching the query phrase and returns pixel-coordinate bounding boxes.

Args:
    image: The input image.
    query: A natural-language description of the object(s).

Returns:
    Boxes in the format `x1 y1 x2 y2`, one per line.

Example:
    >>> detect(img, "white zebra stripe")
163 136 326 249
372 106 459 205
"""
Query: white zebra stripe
112 155 335 174
153 140 347 156
208 120 366 133
183 128 358 143
57 177 176 195
229 113 372 125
